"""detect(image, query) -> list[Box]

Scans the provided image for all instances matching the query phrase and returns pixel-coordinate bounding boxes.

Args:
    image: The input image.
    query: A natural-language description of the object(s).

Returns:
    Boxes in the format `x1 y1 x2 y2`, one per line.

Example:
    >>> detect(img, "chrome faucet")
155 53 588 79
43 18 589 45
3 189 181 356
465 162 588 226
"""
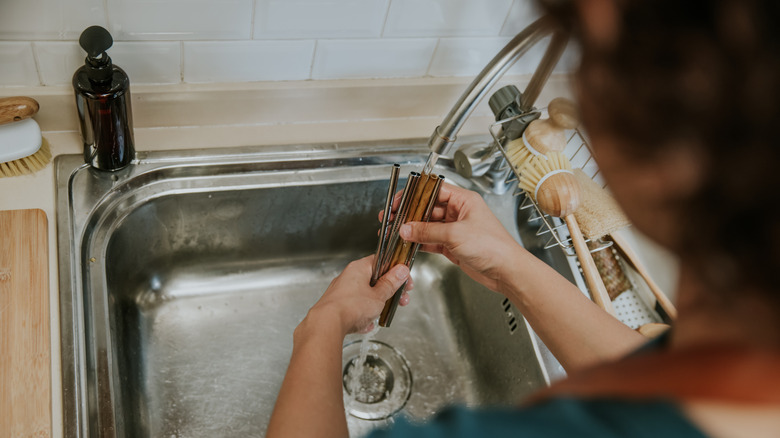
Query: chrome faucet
421 16 569 187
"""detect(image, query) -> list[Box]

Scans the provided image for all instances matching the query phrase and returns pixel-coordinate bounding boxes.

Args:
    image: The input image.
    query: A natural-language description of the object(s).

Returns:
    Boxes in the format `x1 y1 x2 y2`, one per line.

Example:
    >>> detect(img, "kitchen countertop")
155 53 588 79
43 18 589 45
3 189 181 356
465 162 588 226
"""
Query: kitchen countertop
0 76 678 437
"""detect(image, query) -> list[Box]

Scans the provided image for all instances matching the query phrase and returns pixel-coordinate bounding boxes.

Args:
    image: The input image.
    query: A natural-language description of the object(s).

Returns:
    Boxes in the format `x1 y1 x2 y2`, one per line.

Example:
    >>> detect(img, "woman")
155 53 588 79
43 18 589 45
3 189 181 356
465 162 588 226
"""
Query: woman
267 0 780 436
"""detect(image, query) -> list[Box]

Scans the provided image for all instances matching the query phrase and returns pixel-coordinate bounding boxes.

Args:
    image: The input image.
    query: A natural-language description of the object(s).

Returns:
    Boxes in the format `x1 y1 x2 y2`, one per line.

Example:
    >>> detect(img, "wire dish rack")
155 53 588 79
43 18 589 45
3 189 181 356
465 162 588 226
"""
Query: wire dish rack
488 107 665 329
489 107 606 257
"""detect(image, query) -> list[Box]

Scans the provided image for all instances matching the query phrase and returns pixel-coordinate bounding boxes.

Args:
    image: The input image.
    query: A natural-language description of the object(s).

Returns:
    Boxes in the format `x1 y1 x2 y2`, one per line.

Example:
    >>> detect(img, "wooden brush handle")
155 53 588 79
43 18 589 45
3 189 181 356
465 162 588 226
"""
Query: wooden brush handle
610 230 678 321
589 242 632 301
524 98 580 154
0 96 39 125
565 214 617 317
637 322 671 338
547 97 579 130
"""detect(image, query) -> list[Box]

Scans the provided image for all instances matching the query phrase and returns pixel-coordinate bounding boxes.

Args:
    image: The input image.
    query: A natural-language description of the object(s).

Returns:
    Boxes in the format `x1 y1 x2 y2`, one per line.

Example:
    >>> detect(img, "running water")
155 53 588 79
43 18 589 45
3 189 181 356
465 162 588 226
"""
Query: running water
345 321 382 405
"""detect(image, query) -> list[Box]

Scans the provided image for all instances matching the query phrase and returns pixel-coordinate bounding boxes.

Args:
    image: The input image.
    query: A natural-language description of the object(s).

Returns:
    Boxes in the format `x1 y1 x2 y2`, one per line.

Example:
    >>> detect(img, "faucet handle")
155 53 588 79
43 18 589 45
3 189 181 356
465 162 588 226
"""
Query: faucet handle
488 85 523 120
453 141 500 179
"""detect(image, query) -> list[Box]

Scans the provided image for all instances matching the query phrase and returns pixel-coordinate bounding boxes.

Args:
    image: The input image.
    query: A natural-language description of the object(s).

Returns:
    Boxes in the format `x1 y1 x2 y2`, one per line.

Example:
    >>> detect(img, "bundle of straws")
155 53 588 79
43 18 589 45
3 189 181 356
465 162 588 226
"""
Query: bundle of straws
372 164 444 327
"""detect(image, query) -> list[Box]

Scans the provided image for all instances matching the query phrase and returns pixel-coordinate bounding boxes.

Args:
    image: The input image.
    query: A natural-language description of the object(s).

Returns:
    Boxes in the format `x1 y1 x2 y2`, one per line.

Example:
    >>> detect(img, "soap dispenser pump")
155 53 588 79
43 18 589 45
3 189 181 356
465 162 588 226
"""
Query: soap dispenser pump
73 25 135 171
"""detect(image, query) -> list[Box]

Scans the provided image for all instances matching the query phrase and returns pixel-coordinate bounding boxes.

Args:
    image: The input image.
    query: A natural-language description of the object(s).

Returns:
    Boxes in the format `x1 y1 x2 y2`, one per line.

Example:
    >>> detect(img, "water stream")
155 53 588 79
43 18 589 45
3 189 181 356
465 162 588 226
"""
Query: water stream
345 322 382 404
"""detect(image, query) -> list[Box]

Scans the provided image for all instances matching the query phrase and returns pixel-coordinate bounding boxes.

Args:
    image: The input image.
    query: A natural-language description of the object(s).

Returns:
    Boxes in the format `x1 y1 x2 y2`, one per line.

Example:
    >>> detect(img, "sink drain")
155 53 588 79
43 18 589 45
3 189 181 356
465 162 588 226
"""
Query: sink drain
342 340 412 420
344 354 394 404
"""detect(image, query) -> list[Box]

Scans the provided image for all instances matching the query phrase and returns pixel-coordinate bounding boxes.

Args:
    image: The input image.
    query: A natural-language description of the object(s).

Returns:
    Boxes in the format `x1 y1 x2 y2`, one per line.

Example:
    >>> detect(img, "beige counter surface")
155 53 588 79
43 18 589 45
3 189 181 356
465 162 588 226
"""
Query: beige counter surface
0 76 677 437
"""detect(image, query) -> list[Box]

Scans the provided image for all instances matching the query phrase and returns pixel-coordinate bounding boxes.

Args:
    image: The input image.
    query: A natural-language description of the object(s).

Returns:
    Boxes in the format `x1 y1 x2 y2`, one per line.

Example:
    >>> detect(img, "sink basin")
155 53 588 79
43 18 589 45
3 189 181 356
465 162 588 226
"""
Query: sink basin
56 138 573 437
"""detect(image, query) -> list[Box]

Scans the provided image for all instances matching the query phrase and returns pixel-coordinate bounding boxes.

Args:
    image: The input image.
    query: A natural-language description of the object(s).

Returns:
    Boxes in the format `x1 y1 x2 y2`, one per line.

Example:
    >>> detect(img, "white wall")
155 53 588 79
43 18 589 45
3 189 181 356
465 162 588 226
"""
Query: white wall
0 0 574 87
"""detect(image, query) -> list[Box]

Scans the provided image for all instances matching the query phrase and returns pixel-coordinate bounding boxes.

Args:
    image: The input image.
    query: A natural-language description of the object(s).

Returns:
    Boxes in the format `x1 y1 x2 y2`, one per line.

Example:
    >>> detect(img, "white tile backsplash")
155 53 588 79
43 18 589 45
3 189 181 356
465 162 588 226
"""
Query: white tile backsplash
0 43 39 86
312 38 437 80
0 0 106 40
34 42 83 86
183 41 315 83
384 0 513 37
500 0 543 37
428 37 512 77
0 0 567 88
109 42 182 84
428 34 574 78
254 0 389 39
35 41 182 85
107 0 254 40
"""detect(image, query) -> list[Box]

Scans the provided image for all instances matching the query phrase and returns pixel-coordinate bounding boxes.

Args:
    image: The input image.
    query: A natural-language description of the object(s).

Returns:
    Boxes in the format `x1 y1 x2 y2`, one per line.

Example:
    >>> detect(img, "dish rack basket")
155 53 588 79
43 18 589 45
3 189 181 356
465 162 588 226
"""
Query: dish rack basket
488 108 665 329
488 108 607 257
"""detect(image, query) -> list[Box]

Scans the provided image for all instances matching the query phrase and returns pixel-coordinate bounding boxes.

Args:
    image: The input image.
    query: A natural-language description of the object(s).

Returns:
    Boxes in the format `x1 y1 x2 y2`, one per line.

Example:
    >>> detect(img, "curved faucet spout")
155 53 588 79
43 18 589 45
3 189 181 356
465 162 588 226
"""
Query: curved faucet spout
426 15 569 160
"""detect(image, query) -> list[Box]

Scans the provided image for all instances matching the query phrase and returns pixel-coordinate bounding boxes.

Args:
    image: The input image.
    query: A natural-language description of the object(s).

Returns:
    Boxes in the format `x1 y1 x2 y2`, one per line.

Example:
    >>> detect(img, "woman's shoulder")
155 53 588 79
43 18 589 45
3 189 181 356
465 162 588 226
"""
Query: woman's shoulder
368 398 708 438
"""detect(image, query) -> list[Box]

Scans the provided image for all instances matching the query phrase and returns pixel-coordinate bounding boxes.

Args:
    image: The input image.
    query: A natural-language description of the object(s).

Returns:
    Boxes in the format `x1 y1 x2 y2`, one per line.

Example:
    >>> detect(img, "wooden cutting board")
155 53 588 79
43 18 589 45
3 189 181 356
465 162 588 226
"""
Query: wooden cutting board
0 209 50 437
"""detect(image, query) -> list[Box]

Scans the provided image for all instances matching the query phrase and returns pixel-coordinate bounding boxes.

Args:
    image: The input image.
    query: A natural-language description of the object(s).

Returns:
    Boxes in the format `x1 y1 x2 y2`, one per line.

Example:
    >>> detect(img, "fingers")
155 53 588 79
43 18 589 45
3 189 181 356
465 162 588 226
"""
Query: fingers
399 290 411 307
399 221 453 246
379 183 466 223
373 264 410 300
417 243 444 255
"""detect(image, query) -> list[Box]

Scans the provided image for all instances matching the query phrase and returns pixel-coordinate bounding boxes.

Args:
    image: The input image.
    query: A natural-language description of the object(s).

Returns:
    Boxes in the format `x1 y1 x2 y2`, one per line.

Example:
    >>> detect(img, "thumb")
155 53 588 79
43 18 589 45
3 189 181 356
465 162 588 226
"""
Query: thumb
373 264 410 299
400 221 451 245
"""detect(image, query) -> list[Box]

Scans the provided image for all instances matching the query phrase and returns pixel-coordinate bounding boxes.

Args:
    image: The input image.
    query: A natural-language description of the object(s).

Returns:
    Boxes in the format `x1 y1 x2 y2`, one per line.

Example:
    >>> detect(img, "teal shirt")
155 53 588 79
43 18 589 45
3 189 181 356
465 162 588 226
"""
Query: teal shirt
368 398 708 438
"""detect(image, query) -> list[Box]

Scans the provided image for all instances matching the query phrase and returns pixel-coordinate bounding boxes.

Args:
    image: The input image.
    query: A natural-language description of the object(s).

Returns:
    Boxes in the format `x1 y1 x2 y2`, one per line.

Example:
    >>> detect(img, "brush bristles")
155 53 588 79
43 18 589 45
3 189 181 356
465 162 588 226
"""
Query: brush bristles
505 137 532 171
518 151 572 199
0 138 51 178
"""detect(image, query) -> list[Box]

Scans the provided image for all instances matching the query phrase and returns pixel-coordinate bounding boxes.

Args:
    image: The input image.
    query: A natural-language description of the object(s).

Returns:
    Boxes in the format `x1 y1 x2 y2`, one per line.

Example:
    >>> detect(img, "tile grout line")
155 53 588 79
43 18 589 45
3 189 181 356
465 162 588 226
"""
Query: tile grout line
424 38 441 77
308 40 318 80
497 0 516 37
179 41 185 84
380 0 393 37
30 42 44 86
103 0 112 33
250 0 257 39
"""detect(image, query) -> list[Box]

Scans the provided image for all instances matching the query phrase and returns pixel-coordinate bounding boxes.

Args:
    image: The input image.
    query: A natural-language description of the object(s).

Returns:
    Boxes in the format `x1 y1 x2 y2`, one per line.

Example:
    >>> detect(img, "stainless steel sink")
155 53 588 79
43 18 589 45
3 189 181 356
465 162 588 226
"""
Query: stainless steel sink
56 138 573 437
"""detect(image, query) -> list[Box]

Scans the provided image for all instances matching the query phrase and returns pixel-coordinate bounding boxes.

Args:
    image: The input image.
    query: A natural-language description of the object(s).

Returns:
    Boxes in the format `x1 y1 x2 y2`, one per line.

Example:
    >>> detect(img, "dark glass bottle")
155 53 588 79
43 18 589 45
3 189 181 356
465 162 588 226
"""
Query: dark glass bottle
73 26 135 171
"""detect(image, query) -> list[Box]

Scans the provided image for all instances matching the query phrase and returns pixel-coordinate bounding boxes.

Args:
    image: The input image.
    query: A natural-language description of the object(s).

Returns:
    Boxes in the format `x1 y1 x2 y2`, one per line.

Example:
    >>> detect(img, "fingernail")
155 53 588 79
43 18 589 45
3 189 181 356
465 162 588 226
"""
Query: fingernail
394 265 409 280
400 224 411 239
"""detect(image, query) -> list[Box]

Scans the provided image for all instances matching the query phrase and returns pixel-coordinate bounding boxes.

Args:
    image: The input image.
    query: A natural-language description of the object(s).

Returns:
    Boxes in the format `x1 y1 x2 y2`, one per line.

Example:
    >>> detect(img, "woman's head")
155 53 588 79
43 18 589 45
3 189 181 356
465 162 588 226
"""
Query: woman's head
542 0 780 296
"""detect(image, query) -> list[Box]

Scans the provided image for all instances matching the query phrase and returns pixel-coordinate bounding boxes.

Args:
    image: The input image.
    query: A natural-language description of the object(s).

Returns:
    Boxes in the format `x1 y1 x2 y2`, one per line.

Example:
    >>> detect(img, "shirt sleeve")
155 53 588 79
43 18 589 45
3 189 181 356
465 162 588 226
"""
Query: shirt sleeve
366 398 708 438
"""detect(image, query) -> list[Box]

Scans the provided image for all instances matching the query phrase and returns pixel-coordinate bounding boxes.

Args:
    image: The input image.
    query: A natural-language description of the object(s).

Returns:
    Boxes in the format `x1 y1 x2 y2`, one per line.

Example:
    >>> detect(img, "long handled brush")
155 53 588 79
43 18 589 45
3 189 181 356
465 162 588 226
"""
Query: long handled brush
518 152 617 316
572 168 677 321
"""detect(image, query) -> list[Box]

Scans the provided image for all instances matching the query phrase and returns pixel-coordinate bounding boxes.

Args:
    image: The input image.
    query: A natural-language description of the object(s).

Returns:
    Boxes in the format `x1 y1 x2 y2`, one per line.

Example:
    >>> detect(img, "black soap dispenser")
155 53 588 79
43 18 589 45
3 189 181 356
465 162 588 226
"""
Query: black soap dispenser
73 25 135 171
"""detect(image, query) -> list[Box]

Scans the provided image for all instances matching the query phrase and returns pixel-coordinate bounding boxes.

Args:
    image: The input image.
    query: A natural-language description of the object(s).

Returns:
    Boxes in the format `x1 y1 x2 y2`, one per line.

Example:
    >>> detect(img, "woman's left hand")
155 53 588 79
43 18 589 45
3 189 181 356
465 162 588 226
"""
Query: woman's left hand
267 256 411 438
304 255 411 336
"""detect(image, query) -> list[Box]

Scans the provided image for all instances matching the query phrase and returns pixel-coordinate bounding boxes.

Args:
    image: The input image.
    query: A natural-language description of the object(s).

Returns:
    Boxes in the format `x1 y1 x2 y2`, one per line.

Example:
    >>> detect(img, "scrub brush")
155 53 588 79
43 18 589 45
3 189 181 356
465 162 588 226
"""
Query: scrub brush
0 97 52 177
518 152 581 217
572 168 630 240
571 167 677 321
520 97 579 156
503 97 579 173
518 152 616 316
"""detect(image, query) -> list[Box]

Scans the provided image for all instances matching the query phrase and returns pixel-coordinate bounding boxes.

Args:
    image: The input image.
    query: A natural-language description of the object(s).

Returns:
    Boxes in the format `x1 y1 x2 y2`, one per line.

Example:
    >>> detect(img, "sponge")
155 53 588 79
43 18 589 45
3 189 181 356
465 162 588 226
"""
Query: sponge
571 168 630 239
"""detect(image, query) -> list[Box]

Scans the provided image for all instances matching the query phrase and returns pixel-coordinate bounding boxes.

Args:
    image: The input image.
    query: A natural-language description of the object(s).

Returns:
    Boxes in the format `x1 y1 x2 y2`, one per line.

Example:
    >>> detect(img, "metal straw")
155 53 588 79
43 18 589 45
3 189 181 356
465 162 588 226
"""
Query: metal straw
380 172 420 276
371 164 401 286
379 174 444 327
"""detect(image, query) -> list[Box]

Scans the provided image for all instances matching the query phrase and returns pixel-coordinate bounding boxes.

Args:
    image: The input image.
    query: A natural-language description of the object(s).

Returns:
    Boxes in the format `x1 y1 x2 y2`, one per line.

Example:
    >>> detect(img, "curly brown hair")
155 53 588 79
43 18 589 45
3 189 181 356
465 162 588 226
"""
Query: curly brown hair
541 0 780 299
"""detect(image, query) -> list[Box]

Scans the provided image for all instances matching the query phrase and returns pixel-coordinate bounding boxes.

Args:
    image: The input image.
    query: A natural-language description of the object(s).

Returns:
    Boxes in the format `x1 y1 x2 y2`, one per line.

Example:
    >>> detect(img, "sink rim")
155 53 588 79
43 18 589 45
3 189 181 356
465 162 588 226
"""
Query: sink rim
55 136 564 437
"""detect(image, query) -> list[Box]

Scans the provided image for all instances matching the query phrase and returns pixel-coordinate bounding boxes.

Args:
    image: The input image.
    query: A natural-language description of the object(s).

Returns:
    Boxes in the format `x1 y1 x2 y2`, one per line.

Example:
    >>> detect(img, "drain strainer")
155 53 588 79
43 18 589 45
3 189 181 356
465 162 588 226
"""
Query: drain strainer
342 340 412 420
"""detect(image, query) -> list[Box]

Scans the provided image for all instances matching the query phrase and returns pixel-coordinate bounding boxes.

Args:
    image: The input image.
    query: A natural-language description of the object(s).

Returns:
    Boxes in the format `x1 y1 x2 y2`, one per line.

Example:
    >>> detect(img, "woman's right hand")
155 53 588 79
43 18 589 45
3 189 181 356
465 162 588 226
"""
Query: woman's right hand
389 183 524 294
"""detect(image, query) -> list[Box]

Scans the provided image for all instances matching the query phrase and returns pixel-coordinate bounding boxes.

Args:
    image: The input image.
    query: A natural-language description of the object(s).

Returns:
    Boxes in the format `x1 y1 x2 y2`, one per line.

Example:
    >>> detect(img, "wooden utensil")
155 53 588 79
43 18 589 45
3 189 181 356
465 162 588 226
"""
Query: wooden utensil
522 97 579 155
0 209 50 437
519 153 617 317
0 96 40 125
610 230 678 321
567 215 617 316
